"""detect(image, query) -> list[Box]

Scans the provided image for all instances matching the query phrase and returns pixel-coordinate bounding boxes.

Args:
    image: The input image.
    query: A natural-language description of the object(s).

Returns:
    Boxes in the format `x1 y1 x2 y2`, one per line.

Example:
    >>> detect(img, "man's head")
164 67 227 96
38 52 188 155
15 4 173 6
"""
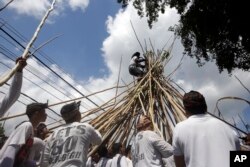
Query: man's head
36 122 49 140
131 52 140 58
125 145 132 158
112 142 122 155
60 101 81 123
26 102 47 122
98 145 108 158
136 115 153 131
183 90 207 115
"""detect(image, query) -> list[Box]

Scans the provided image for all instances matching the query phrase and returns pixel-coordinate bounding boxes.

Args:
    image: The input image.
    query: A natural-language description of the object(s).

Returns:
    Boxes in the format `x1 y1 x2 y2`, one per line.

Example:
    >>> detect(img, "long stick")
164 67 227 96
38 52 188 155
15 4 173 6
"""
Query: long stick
235 75 250 94
0 0 56 86
207 112 248 135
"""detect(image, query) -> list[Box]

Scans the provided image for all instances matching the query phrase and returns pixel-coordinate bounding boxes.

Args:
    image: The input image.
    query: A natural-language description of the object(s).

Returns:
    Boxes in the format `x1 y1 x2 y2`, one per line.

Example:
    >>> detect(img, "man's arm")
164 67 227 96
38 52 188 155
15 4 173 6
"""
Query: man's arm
151 132 173 158
39 143 50 167
89 125 102 145
0 57 26 117
40 136 52 167
0 72 22 117
0 122 33 167
136 57 145 63
174 155 186 167
172 124 186 167
0 145 21 167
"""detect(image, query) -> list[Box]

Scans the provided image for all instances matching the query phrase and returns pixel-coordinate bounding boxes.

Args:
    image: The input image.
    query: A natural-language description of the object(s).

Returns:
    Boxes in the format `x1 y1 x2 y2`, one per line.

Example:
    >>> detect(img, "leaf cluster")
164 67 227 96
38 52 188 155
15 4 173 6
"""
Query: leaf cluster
117 0 250 73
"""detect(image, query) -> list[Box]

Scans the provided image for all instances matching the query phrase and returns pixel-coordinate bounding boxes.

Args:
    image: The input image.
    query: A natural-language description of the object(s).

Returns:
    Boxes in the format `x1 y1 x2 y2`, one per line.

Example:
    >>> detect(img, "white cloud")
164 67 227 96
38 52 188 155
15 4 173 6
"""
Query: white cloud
68 0 89 11
172 56 250 120
99 3 250 123
1 2 249 136
1 0 89 19
2 0 51 19
102 4 180 80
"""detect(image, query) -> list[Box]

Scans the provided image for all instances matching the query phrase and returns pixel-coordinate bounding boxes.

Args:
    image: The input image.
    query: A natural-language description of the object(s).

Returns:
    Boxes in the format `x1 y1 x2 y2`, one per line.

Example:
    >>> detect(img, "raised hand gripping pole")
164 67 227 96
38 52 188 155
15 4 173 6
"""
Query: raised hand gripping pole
0 0 56 86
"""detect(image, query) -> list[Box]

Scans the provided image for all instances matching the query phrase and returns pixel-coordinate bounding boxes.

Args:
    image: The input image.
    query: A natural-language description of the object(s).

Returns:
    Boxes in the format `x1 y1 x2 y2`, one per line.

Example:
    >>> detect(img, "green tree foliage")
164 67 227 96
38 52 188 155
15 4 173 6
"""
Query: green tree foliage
117 0 250 73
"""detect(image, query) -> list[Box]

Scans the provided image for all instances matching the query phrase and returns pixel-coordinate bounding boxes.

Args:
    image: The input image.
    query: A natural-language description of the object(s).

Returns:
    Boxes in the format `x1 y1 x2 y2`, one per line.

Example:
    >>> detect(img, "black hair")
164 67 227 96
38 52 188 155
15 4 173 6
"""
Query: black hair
98 145 108 157
26 103 48 119
183 90 207 114
131 52 140 58
112 143 122 155
125 145 131 156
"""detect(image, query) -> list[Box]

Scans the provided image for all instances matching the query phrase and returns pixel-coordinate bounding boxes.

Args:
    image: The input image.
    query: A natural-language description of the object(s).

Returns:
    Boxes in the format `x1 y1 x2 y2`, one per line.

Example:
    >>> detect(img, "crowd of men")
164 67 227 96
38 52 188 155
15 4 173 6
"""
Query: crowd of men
0 57 249 167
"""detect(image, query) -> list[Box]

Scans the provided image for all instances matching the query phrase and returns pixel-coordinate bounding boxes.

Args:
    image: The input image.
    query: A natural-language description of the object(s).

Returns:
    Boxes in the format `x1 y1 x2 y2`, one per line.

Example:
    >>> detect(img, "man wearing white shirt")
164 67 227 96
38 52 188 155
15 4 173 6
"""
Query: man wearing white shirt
133 115 173 167
110 143 127 167
41 101 102 167
172 90 240 167
0 102 48 167
96 145 111 167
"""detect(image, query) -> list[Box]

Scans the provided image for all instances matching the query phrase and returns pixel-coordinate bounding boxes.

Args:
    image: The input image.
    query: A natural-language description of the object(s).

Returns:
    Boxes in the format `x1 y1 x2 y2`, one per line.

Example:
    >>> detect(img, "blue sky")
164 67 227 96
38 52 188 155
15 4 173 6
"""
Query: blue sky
0 0 249 135
1 0 120 79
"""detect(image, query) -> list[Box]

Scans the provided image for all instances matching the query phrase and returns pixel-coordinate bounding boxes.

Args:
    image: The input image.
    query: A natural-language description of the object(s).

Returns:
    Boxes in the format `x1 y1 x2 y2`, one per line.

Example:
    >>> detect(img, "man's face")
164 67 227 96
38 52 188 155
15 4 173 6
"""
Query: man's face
137 115 152 130
37 109 47 122
121 144 126 154
76 111 81 122
140 115 151 125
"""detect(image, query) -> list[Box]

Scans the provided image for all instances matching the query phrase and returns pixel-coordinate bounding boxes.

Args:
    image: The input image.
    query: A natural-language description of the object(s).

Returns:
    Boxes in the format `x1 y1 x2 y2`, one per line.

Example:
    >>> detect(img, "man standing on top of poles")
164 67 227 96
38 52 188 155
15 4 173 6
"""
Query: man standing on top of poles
129 52 147 78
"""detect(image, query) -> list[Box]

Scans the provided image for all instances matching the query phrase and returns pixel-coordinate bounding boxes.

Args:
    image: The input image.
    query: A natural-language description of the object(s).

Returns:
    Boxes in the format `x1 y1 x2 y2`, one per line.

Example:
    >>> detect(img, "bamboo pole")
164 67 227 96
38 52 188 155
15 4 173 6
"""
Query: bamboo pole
0 0 57 86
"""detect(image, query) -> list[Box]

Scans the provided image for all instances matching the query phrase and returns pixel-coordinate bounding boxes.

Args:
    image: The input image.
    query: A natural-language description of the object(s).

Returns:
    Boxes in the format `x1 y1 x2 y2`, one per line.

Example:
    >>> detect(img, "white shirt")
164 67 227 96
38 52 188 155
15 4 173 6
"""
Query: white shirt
133 130 173 167
110 154 127 167
96 157 112 167
0 72 22 118
41 122 102 167
28 137 45 165
173 113 240 167
86 157 96 167
129 56 137 66
129 56 145 66
0 121 33 167
162 155 175 167
125 157 133 167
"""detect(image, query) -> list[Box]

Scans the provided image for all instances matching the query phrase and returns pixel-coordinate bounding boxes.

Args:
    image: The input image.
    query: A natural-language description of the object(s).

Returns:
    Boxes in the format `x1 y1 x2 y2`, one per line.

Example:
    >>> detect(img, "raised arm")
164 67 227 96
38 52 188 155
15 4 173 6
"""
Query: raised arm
0 57 26 117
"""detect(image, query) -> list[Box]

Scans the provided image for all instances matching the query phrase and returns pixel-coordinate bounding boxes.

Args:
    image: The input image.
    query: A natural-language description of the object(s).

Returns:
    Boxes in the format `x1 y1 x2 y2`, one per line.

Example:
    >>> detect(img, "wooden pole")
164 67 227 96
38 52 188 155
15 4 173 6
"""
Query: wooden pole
0 0 56 86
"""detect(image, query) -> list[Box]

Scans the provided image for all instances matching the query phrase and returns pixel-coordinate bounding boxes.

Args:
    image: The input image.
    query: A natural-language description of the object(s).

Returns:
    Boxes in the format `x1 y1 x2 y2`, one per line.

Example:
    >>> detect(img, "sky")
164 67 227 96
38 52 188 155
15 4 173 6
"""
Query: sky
0 0 249 136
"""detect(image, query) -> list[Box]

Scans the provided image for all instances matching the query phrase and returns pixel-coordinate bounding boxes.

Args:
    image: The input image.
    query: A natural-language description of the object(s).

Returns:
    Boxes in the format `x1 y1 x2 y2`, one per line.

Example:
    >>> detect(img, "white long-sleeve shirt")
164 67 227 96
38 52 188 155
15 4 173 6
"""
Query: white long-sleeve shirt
96 157 112 167
110 154 127 167
0 72 22 118
28 137 45 166
133 130 173 167
129 56 145 66
86 157 97 167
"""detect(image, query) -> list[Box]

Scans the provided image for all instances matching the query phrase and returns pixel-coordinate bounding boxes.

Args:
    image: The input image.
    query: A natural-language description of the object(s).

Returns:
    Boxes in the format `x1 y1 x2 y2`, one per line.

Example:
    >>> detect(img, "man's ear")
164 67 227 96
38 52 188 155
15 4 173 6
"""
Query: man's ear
33 111 39 118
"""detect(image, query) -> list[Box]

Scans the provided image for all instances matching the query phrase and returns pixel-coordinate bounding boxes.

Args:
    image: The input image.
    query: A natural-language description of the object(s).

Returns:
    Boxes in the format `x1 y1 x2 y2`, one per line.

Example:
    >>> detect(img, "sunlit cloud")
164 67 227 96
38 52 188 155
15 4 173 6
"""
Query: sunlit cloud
0 0 90 19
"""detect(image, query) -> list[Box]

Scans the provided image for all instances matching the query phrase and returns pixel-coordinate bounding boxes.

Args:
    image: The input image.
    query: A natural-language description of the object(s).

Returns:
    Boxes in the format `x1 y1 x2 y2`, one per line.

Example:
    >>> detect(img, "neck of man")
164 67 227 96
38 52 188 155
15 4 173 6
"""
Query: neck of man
30 118 40 129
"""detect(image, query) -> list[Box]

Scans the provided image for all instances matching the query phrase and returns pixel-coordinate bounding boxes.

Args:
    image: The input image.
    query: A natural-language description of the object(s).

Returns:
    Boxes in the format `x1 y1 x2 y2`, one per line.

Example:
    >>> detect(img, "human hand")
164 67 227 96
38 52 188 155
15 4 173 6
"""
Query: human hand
16 57 27 72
